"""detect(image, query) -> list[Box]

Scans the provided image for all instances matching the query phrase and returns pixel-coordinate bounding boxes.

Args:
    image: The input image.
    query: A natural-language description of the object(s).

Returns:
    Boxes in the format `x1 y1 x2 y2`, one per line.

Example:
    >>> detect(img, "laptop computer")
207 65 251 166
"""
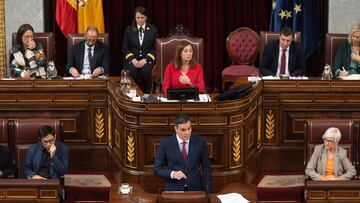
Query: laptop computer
166 88 199 100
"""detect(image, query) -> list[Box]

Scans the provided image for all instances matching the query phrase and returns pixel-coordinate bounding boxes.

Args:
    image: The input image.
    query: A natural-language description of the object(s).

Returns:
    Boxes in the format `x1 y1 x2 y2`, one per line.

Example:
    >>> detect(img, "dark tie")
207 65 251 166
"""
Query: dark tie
280 49 286 74
88 47 93 68
139 27 144 40
181 141 188 165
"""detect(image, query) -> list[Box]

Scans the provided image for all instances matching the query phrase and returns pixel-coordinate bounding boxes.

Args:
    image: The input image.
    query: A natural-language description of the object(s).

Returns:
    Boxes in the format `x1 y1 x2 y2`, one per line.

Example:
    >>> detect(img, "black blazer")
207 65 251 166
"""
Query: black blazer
66 41 109 76
153 134 212 193
0 145 14 178
260 40 305 76
122 24 159 65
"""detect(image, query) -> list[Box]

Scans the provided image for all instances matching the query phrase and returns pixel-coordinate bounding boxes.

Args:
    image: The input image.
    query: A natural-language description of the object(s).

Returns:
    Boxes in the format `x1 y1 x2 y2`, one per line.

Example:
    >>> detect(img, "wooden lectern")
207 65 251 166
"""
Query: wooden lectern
160 191 207 203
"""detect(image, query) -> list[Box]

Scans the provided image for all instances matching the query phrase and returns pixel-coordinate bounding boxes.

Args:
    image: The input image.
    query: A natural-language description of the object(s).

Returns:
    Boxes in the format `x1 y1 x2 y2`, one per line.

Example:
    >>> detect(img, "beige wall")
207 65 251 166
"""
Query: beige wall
328 0 360 34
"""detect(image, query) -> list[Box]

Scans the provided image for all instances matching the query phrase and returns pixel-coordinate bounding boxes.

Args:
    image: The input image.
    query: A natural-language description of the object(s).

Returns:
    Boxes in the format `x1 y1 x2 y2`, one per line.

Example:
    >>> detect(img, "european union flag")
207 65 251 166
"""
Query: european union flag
270 0 321 57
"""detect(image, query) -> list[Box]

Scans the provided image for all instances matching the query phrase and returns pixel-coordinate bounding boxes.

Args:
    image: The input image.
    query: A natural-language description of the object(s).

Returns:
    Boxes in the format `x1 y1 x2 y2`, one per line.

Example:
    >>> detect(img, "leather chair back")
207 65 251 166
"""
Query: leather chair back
324 33 348 67
12 32 55 63
67 33 109 58
226 27 260 65
13 118 62 178
155 33 203 85
259 31 301 62
0 119 8 147
304 119 357 169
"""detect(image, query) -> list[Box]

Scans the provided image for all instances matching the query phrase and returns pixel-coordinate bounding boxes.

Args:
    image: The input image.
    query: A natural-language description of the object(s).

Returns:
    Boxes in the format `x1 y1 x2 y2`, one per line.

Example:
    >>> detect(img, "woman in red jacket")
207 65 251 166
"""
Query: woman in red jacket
162 41 205 95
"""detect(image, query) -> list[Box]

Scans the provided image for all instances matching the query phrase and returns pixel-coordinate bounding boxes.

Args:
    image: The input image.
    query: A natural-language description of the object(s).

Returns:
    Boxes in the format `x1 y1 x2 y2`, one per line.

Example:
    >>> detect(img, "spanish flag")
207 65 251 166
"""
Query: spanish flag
55 0 77 36
77 0 105 33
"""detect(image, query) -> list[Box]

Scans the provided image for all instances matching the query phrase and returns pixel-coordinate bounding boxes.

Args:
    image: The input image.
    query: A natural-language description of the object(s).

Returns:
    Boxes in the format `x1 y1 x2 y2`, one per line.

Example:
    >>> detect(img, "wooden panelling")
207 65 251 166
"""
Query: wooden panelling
18 94 52 102
91 93 107 101
124 114 137 125
199 117 227 125
280 94 313 102
230 114 244 124
53 93 89 101
60 119 76 133
140 117 168 125
0 94 16 102
34 80 70 87
6 189 37 198
314 94 345 102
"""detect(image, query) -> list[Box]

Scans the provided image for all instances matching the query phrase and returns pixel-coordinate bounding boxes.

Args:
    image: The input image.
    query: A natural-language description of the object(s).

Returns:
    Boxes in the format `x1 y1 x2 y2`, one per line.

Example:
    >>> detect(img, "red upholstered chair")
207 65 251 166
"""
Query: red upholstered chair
154 26 203 92
324 33 348 67
13 118 62 178
304 119 357 170
222 27 260 88
259 31 301 63
304 119 359 201
12 32 55 63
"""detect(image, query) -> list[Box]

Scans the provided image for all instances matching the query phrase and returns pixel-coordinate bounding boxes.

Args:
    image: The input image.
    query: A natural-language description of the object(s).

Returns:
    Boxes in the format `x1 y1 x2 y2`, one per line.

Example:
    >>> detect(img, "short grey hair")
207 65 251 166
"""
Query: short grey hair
348 23 360 44
322 127 342 143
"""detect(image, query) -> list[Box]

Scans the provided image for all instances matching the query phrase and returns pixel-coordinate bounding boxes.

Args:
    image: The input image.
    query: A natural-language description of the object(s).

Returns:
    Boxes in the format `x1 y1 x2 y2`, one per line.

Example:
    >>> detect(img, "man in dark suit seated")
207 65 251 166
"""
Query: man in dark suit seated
24 125 68 179
66 26 109 78
0 145 14 178
260 27 305 77
154 114 212 194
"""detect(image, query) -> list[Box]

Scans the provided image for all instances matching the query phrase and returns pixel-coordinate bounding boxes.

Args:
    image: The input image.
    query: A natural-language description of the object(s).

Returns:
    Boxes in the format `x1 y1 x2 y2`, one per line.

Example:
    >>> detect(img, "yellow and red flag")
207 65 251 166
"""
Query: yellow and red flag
56 0 105 36
55 0 78 36
78 0 105 33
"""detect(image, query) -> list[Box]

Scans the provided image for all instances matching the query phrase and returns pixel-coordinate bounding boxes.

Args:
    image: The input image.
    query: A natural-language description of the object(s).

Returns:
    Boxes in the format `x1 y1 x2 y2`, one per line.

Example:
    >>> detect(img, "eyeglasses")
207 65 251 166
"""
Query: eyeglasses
41 138 55 145
324 139 335 144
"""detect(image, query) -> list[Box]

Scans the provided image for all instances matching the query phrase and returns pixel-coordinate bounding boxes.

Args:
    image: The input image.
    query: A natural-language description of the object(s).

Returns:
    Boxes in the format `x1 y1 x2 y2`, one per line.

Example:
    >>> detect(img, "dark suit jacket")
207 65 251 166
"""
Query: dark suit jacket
0 146 14 178
66 41 109 76
24 141 69 179
154 134 212 193
260 40 305 76
122 24 158 66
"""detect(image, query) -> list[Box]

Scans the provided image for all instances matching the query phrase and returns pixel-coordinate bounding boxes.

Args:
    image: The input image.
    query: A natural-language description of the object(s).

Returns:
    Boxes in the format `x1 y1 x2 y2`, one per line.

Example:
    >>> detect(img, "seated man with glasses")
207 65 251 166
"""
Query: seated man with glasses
24 125 69 179
305 127 356 180
66 25 109 78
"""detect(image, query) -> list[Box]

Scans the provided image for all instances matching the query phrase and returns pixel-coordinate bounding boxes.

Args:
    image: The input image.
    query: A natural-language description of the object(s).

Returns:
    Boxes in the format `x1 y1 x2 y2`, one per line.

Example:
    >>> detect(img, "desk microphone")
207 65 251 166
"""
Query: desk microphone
156 187 161 203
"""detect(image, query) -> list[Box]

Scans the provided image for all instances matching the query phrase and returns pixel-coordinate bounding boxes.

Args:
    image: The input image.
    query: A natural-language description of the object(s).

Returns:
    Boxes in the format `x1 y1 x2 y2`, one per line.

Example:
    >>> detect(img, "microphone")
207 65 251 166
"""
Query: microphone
156 187 161 203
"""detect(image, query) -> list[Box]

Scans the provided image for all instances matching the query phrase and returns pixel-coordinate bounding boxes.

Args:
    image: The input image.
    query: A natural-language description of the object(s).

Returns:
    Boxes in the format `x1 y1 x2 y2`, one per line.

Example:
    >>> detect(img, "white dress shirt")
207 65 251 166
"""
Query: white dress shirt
82 44 95 75
137 24 146 46
276 46 289 76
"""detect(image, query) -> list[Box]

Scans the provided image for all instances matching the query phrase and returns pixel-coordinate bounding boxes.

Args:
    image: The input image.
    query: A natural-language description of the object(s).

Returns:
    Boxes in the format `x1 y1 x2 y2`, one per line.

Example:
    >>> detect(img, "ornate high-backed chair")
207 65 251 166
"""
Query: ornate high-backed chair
154 25 203 91
259 31 301 62
222 27 260 89
66 33 109 58
304 119 357 168
12 32 55 62
324 33 348 67
13 118 62 178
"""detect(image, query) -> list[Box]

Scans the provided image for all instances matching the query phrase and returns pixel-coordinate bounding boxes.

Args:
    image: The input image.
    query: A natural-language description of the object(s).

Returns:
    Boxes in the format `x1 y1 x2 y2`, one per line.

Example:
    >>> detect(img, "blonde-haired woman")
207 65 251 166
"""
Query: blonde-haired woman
305 127 356 180
333 23 360 77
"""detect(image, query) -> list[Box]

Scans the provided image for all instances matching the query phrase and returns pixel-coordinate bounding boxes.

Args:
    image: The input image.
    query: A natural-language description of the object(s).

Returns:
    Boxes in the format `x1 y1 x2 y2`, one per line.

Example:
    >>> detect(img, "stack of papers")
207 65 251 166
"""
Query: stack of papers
217 193 249 203
339 74 360 80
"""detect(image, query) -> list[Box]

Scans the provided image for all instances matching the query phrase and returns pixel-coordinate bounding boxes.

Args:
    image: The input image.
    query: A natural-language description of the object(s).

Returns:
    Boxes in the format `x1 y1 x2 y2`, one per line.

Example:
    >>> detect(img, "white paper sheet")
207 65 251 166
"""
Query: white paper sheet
217 193 249 203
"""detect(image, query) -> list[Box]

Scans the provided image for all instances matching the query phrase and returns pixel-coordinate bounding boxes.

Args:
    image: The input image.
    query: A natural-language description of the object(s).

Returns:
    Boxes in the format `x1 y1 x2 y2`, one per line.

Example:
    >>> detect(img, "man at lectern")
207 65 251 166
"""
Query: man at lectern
154 114 212 193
